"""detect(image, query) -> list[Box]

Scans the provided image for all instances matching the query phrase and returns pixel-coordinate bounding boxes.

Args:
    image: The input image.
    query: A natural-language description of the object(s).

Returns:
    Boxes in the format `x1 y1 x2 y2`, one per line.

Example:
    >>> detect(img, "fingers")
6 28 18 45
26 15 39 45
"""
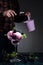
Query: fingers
3 10 17 18
11 10 17 15
9 10 17 17
6 12 11 17
9 12 14 17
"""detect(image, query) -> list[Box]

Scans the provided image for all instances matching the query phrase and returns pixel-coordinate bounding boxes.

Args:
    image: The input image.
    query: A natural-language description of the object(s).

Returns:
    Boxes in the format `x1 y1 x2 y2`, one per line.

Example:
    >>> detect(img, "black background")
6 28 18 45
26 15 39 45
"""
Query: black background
15 0 43 52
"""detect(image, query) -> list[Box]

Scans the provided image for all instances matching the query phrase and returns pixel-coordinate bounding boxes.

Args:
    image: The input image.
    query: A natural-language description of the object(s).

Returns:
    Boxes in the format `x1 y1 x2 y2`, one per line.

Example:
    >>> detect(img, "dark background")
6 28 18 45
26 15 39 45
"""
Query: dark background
15 0 43 52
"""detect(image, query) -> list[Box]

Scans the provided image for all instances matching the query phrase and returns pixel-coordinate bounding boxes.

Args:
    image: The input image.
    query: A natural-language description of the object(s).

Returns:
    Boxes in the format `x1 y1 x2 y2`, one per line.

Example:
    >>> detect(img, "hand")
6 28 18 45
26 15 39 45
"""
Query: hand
3 10 17 18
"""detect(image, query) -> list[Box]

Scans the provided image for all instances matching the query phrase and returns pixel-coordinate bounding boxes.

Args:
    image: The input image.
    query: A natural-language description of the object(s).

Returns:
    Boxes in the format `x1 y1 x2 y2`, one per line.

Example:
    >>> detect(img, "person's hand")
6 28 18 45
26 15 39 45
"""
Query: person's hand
3 10 17 18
